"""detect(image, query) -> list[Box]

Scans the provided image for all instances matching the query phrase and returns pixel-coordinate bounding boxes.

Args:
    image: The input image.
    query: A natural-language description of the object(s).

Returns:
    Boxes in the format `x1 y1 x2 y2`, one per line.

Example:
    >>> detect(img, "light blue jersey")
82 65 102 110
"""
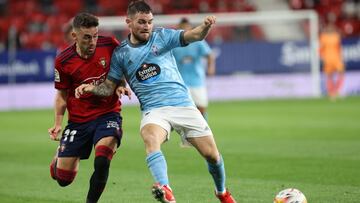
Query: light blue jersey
108 27 194 112
173 40 211 87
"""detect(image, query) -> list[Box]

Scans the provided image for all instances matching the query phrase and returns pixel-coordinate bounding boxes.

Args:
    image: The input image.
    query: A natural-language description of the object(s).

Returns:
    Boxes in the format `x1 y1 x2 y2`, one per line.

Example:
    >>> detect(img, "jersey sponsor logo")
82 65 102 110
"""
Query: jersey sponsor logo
106 120 120 130
54 69 60 82
81 72 107 86
136 63 161 83
99 57 107 68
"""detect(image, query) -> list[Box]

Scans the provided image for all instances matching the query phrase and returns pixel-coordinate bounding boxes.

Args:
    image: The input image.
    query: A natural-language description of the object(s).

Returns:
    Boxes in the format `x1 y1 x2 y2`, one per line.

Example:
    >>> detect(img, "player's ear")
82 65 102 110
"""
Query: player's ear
71 31 77 41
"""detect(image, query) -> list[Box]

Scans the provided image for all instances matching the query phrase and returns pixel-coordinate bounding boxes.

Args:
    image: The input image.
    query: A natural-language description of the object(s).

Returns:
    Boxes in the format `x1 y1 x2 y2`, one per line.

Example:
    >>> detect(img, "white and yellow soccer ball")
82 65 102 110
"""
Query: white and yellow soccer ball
274 188 307 203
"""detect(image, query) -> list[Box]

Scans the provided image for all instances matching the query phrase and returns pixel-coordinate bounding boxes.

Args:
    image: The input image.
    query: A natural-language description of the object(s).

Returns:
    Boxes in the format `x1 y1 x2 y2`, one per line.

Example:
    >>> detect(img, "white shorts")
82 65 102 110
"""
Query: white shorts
140 106 213 145
189 86 208 108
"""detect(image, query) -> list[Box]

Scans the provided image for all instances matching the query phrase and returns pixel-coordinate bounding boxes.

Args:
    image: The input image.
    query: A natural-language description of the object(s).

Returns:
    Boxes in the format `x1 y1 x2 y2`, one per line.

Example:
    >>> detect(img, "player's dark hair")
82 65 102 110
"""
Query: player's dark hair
72 12 99 29
179 17 190 24
127 0 152 17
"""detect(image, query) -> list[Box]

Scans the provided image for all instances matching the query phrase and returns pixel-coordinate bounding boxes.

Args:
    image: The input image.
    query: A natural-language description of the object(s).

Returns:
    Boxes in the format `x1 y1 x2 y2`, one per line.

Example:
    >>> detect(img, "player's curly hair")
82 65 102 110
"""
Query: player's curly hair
127 0 152 17
72 12 99 29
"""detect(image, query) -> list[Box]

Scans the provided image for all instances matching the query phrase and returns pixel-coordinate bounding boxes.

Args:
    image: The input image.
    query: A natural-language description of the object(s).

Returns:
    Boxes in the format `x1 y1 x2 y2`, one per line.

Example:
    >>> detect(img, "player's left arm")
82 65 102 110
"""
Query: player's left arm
75 78 131 98
75 79 116 98
183 16 216 44
206 53 216 76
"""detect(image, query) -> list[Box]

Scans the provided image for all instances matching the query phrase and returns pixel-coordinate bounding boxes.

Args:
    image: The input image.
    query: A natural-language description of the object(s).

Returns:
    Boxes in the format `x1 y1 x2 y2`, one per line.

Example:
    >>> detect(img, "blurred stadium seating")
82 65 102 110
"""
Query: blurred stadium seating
0 0 260 50
0 0 359 50
289 0 360 38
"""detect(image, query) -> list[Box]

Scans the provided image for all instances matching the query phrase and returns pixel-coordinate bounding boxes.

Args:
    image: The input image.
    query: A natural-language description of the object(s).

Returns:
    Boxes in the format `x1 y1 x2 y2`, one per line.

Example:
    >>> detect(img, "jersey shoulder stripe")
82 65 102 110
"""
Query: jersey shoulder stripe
57 46 75 61
98 36 113 43
59 52 77 65
119 40 128 48
97 43 114 47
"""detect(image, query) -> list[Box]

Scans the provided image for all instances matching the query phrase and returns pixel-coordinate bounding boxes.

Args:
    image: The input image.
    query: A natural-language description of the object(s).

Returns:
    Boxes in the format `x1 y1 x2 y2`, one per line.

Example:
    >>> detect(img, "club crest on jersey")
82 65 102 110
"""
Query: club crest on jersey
136 63 161 83
151 45 159 56
54 69 60 82
60 144 66 152
99 57 106 68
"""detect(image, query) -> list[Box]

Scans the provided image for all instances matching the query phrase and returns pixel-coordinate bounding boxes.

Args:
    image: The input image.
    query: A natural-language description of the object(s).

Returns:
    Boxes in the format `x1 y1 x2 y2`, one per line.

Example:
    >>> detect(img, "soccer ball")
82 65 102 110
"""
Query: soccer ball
273 188 307 203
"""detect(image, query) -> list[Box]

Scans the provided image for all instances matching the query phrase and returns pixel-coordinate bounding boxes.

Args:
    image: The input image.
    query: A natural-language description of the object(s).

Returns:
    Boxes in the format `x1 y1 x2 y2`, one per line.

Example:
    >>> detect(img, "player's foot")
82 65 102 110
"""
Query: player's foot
151 183 176 203
216 189 237 203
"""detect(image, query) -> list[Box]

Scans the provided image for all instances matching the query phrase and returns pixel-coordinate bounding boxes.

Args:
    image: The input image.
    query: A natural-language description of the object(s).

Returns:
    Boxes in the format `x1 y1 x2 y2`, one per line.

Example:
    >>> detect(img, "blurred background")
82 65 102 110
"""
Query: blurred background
0 1 359 202
0 0 360 110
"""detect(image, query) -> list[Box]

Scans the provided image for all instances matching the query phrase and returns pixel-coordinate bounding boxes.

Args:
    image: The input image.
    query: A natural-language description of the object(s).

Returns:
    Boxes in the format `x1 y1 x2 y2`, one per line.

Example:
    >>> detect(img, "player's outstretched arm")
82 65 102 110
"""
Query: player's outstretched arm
183 15 216 44
75 79 117 98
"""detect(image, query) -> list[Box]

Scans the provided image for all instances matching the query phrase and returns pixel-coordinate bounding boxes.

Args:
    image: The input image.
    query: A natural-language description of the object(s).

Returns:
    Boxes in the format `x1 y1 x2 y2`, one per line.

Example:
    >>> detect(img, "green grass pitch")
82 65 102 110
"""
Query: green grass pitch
0 97 359 203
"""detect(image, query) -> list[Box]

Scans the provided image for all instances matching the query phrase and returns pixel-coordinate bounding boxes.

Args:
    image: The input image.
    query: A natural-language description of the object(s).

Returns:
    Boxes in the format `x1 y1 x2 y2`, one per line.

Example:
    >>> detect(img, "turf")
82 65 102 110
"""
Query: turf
0 96 359 203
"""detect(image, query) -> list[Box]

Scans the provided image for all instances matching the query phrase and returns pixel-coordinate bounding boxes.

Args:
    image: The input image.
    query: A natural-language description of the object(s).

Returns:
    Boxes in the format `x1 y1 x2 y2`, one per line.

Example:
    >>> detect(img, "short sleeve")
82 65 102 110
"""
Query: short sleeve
54 58 71 89
108 50 123 84
159 28 187 50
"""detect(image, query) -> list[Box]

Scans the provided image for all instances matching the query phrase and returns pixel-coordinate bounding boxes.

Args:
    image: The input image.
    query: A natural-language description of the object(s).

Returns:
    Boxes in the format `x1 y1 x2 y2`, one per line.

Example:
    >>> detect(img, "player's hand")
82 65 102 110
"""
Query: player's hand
75 84 94 98
207 65 216 76
48 125 62 141
204 16 216 27
116 86 132 99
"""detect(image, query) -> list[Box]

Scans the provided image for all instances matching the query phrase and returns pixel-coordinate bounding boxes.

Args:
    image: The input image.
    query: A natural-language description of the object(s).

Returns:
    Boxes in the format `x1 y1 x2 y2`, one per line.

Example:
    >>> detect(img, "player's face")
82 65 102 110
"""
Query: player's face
73 26 98 56
128 12 153 44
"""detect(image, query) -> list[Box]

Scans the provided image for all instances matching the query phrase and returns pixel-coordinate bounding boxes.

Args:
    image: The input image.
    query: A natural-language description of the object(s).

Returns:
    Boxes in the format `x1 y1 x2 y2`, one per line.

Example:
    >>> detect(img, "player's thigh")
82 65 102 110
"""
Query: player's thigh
94 112 123 151
188 135 219 160
96 136 118 151
140 108 171 143
57 157 80 171
141 123 168 145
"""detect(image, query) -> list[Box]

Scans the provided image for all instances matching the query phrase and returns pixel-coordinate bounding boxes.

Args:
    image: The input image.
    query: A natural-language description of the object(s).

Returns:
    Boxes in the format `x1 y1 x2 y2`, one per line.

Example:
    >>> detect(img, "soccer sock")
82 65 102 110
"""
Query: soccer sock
326 76 335 97
207 155 226 194
146 151 169 186
335 74 344 94
87 146 114 203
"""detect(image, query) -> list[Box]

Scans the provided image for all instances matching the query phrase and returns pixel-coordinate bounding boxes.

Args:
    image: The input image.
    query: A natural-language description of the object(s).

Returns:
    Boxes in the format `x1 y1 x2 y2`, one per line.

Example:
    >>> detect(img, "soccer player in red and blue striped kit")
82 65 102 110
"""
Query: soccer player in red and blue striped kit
48 12 130 203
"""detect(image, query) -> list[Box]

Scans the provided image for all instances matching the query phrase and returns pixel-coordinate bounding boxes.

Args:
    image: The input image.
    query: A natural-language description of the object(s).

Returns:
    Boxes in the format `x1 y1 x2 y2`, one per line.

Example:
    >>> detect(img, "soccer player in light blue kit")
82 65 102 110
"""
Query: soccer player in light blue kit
75 1 236 203
173 17 216 119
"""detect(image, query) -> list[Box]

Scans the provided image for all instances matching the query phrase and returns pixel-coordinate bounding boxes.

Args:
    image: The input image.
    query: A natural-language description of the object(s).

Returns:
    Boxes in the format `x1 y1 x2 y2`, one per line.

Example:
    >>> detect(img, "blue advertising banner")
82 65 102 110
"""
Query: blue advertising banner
0 50 56 84
214 38 360 75
0 39 359 84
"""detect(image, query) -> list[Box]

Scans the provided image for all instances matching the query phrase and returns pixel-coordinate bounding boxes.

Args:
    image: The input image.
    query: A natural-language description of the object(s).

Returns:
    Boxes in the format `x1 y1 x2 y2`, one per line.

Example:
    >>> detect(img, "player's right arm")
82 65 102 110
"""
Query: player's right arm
75 79 131 98
48 89 67 141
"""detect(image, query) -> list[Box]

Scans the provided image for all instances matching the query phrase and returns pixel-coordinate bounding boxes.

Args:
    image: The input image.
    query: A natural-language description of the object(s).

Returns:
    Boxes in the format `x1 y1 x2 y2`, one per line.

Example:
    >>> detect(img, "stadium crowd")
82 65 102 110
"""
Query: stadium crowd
0 0 359 50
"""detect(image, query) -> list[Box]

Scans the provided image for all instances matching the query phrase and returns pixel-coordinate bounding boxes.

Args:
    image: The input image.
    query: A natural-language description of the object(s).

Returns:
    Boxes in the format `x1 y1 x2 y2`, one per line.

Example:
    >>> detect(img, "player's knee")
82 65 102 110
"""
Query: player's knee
95 145 114 161
55 168 77 187
203 152 221 164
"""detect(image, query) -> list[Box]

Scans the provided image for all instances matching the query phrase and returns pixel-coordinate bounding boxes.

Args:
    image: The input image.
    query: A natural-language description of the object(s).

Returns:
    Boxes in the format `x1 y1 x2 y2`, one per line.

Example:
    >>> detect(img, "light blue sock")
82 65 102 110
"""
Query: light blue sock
146 151 169 186
207 155 226 193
